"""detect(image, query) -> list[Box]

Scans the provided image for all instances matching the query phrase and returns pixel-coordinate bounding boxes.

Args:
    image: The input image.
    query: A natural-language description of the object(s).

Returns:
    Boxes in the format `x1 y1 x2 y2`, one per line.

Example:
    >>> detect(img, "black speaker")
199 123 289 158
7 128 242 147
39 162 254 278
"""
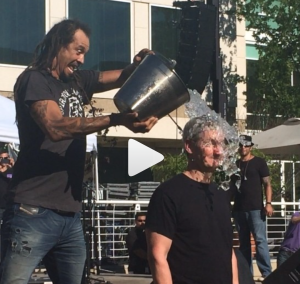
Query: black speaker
173 2 216 94
263 248 300 284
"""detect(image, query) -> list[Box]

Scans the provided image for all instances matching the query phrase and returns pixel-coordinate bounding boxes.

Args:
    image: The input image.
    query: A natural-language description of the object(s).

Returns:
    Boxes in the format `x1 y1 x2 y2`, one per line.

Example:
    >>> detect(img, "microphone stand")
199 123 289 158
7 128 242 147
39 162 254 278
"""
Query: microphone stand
82 150 113 284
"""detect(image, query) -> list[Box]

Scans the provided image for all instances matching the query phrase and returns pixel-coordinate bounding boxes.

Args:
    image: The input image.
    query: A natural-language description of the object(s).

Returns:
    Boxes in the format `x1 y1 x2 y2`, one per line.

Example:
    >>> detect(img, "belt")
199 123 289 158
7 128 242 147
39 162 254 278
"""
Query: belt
18 203 75 217
50 209 76 217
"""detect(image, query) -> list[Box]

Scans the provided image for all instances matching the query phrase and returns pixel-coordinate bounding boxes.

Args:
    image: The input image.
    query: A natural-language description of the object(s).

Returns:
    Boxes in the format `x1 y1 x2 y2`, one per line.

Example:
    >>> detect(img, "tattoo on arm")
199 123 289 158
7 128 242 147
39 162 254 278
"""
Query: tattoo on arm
30 100 109 141
262 176 271 186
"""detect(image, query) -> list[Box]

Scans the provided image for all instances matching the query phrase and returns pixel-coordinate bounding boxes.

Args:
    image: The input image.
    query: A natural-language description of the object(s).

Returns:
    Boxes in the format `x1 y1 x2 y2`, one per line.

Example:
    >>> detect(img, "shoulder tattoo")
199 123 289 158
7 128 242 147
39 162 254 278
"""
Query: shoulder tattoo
262 176 271 185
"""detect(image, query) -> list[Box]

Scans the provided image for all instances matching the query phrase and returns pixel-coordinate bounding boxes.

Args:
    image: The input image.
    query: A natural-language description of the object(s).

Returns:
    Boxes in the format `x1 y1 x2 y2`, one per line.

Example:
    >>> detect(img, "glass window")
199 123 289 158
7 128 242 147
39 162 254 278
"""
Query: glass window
246 59 267 130
245 0 279 29
69 0 131 71
0 0 45 66
151 6 181 61
246 44 259 60
246 59 258 113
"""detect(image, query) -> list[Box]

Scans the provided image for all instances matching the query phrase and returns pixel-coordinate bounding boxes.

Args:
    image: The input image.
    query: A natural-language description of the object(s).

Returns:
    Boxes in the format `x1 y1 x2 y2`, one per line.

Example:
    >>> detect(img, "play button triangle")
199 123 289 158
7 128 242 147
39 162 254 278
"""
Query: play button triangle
128 139 164 176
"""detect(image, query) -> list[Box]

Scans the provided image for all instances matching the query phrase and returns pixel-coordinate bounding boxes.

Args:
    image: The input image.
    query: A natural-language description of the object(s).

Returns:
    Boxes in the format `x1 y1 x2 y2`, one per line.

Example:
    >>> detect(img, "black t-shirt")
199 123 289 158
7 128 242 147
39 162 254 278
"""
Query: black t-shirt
146 173 233 284
8 69 99 212
126 227 149 273
233 156 270 212
0 168 13 208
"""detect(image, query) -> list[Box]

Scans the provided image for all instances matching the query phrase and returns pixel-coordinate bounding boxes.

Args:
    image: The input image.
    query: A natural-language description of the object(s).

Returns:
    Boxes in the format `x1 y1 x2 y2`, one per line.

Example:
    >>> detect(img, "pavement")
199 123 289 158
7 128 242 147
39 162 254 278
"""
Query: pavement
27 261 263 283
93 273 262 284
29 271 261 284
28 272 153 284
88 273 153 284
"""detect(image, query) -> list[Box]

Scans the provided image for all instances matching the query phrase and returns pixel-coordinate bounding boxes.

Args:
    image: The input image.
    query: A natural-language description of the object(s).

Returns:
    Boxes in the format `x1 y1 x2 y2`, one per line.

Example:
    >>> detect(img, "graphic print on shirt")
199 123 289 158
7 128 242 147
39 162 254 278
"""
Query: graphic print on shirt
58 88 84 117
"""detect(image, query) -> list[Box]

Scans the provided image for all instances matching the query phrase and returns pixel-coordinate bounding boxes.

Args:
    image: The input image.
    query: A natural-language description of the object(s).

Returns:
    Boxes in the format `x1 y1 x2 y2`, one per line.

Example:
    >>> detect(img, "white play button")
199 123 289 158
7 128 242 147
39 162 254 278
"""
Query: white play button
128 139 164 176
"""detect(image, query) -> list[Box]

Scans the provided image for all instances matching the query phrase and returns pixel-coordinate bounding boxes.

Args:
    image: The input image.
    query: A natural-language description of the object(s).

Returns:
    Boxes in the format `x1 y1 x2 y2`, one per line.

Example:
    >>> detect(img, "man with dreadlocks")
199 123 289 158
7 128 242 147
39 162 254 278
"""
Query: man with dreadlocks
0 19 157 284
145 116 239 284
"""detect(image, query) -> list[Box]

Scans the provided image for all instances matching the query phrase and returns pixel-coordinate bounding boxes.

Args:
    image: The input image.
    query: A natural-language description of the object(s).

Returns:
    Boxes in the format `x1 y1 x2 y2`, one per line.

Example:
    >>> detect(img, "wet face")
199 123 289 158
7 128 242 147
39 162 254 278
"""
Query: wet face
52 29 90 81
186 129 224 172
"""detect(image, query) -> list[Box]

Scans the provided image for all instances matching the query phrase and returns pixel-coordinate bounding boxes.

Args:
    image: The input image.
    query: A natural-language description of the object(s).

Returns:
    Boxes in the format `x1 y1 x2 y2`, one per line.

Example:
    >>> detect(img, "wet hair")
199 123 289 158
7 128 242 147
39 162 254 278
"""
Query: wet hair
182 115 221 144
30 18 91 70
135 212 146 220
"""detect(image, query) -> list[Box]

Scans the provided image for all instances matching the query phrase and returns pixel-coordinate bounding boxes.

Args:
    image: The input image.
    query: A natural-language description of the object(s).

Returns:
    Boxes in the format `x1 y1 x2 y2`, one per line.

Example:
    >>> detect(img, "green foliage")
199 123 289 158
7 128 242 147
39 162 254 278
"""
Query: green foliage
252 148 282 200
151 152 187 182
152 149 283 200
234 0 300 129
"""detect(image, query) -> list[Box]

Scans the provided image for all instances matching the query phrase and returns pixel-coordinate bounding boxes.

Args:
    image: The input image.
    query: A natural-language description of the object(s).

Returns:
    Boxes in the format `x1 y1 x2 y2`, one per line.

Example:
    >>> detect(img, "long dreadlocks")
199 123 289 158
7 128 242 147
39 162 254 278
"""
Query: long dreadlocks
14 19 92 123
30 18 91 70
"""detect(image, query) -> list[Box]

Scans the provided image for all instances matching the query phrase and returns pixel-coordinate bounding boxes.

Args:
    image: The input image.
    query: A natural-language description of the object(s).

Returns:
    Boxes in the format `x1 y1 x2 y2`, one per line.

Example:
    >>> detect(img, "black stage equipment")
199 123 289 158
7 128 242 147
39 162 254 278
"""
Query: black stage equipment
207 0 226 118
263 248 300 284
173 0 227 118
173 1 216 95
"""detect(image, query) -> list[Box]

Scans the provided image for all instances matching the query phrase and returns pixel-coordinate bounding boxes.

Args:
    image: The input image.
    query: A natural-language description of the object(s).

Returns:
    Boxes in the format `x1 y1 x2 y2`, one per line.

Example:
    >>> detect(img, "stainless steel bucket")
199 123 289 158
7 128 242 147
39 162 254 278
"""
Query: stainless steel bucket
113 53 190 121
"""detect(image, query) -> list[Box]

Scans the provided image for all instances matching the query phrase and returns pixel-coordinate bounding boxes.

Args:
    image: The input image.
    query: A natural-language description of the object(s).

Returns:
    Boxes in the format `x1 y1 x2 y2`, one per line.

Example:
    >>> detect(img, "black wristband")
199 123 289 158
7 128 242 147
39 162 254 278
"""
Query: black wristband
109 113 120 127
266 202 272 205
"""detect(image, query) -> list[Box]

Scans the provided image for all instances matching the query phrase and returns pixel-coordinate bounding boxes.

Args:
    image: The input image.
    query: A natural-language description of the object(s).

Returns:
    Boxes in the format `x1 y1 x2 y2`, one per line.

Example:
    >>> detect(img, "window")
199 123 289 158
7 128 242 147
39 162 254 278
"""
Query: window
0 0 45 66
151 6 181 61
246 59 266 130
245 0 279 29
69 0 131 71
246 44 259 60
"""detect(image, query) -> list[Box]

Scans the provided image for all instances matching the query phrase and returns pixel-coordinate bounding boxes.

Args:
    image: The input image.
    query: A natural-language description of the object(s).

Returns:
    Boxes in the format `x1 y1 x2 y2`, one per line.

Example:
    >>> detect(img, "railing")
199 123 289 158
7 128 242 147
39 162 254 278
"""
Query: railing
82 200 300 264
82 200 149 264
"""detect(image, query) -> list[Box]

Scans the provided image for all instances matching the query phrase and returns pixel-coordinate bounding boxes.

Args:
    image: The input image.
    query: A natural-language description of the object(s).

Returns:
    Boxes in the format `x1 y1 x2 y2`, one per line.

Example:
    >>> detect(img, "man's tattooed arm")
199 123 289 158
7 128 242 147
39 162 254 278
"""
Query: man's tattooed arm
30 100 112 141
30 100 157 142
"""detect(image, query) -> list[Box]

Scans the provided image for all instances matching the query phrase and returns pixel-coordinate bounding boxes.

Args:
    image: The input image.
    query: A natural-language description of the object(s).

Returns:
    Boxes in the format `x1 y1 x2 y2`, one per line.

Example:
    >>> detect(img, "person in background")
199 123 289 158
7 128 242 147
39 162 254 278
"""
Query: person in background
0 18 157 284
126 212 150 274
0 150 14 212
232 135 273 281
0 151 14 204
277 212 300 267
0 150 14 261
146 116 239 284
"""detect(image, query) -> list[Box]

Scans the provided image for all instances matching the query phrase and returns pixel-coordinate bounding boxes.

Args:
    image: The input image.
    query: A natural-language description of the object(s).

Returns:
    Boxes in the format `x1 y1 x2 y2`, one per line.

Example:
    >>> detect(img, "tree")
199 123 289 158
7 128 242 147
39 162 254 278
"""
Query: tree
234 0 300 129
152 152 187 182
251 148 283 201
152 149 283 200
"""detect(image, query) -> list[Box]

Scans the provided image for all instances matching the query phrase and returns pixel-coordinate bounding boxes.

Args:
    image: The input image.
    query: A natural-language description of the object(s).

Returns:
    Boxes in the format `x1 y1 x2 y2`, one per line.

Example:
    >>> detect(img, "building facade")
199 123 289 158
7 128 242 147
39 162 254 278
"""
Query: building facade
0 0 248 182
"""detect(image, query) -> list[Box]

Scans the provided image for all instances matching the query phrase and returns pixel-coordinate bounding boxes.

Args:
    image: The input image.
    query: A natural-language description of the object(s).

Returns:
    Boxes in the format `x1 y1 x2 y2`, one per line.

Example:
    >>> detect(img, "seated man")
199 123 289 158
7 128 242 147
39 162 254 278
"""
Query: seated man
126 212 150 274
277 212 300 267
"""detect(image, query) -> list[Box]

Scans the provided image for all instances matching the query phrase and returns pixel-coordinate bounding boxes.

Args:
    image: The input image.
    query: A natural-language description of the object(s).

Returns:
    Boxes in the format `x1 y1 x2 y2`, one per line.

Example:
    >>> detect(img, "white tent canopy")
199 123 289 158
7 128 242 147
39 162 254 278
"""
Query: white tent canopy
252 118 300 157
0 95 97 152
0 95 19 144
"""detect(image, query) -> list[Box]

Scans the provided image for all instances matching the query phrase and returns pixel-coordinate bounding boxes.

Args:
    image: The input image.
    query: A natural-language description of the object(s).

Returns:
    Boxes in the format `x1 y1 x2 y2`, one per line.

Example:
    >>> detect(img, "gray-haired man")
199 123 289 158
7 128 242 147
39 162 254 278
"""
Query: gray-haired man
146 116 238 284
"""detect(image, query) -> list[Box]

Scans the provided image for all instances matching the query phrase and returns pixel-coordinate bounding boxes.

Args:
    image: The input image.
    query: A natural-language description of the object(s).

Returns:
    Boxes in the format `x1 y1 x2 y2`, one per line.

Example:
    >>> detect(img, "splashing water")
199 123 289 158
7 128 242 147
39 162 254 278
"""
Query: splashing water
184 89 240 190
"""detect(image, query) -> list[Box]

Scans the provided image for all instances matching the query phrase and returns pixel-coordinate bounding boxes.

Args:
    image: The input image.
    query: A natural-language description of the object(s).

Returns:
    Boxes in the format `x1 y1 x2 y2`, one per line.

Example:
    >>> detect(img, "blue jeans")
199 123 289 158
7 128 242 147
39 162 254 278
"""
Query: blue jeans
277 248 294 267
0 204 86 284
233 210 272 277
